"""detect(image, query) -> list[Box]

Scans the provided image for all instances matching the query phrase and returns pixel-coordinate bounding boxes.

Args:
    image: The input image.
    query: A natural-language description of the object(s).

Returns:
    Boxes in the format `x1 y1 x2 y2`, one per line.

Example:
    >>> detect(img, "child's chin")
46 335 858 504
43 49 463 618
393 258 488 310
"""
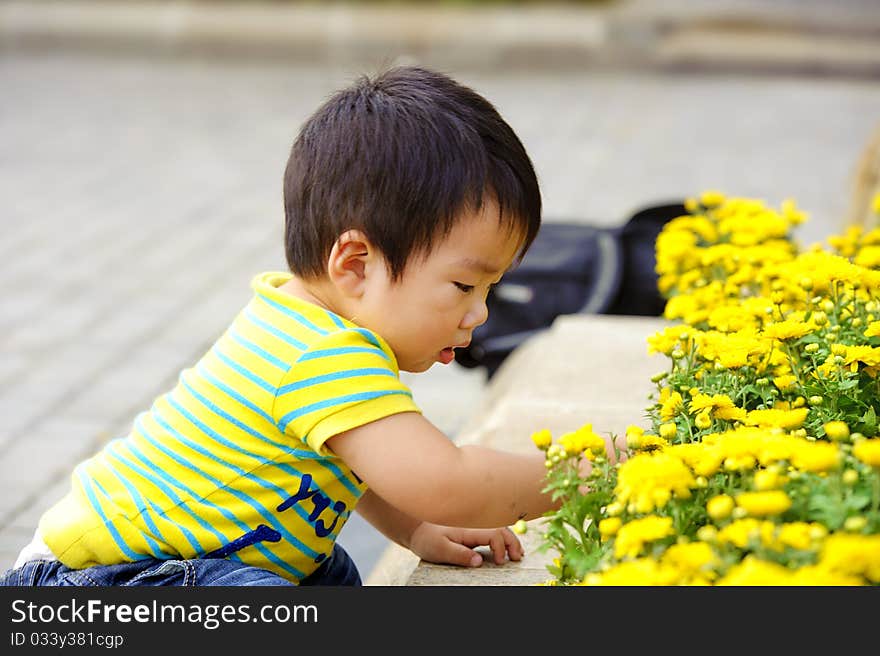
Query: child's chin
401 360 434 374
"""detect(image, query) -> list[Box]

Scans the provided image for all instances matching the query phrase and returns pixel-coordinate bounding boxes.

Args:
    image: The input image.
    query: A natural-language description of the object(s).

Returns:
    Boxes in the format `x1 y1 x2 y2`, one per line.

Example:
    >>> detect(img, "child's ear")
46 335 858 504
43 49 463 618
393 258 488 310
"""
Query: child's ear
327 230 376 298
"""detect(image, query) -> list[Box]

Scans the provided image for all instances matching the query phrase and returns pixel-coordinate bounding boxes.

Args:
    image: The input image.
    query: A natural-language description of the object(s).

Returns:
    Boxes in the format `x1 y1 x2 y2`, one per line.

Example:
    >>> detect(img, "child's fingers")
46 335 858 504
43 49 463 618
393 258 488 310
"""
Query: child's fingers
438 539 484 567
484 528 522 564
500 527 524 561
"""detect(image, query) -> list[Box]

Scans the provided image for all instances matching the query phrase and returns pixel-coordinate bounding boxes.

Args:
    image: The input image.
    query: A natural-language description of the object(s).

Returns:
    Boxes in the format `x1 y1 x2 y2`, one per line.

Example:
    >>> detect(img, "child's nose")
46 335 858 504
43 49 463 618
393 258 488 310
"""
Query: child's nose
460 298 489 330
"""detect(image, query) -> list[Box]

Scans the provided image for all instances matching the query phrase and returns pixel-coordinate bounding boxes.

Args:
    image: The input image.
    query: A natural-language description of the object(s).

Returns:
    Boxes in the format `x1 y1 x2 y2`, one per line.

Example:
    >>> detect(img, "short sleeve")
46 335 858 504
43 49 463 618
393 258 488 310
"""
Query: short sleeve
272 327 421 455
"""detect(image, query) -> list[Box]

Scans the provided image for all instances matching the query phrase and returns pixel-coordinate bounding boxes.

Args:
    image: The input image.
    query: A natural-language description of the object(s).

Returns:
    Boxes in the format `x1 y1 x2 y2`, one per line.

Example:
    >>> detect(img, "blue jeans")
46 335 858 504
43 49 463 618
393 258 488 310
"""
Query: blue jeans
1 544 361 586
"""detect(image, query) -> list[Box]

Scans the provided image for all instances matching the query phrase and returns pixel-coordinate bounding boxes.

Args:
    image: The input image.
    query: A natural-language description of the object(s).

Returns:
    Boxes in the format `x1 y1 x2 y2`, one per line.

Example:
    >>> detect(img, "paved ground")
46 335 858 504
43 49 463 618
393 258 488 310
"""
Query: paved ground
2 3 880 580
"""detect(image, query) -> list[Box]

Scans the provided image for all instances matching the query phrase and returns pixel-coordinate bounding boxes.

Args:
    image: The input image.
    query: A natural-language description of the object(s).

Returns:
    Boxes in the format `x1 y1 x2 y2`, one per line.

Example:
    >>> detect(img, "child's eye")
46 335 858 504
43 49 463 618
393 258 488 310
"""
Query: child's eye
454 282 474 293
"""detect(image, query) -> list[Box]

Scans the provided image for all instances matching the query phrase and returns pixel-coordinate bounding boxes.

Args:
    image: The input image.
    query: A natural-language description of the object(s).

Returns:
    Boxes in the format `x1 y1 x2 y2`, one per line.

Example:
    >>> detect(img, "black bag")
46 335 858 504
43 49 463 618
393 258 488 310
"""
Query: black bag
454 201 686 377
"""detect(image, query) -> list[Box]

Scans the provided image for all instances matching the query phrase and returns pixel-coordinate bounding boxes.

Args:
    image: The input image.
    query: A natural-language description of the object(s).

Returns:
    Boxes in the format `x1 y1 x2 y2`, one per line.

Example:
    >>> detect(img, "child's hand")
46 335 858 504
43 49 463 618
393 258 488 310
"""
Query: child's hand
409 522 524 568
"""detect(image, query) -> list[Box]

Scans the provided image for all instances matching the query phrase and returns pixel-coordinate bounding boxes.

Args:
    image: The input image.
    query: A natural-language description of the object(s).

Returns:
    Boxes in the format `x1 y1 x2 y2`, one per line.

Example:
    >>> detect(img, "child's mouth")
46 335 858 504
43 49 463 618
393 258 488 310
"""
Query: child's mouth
438 347 455 365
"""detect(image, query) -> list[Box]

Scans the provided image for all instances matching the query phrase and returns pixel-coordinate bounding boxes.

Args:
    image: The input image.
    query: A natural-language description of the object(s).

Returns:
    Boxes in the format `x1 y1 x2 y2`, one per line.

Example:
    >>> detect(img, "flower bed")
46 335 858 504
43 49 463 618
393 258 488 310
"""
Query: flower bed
531 191 880 585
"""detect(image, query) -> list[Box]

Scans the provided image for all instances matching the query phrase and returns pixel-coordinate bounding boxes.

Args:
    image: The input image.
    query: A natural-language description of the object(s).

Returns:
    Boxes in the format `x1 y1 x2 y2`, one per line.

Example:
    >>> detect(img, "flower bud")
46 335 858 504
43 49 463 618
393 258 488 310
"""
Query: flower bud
822 421 849 442
706 494 734 520
659 422 677 440
844 516 867 532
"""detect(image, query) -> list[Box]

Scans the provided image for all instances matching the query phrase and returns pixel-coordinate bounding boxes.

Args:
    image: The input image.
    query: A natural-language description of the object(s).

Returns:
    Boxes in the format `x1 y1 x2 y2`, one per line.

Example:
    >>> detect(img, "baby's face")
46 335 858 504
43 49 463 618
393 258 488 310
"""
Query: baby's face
358 200 523 373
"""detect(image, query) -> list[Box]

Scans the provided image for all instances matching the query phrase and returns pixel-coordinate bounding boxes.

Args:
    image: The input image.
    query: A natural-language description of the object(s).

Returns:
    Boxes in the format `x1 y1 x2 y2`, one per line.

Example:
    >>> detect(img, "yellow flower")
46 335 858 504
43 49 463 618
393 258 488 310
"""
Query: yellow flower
659 422 677 440
853 438 880 467
753 468 784 491
777 522 821 551
530 428 552 451
762 318 814 342
743 407 808 430
823 421 850 442
790 441 841 473
660 541 719 580
706 494 734 521
843 345 880 373
818 533 880 583
614 516 675 559
694 410 712 430
598 517 622 540
864 320 880 338
615 452 695 514
772 374 797 391
700 190 726 207
558 423 607 457
659 391 684 421
735 490 792 517
717 518 765 549
631 432 668 452
688 392 736 415
716 556 795 585
581 558 681 586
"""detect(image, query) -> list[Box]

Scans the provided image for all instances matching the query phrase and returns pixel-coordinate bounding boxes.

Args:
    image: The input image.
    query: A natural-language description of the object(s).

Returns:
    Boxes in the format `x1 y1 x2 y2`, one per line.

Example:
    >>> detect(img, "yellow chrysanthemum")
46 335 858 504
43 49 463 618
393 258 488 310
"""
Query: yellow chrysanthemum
613 516 675 559
558 423 607 457
659 390 684 421
843 345 880 373
772 374 798 391
530 428 552 451
853 438 880 467
743 407 809 430
762 318 815 342
700 190 726 207
581 558 682 586
706 494 734 521
716 556 793 585
818 533 880 584
615 452 696 514
789 440 841 473
660 541 719 580
823 420 850 442
598 517 622 540
864 320 880 338
735 490 792 517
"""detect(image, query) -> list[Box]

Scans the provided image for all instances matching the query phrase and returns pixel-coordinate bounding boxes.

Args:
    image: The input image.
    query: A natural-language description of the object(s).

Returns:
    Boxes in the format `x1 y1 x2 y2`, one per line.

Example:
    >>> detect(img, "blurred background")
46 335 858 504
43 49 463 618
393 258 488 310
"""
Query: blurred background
2 0 880 581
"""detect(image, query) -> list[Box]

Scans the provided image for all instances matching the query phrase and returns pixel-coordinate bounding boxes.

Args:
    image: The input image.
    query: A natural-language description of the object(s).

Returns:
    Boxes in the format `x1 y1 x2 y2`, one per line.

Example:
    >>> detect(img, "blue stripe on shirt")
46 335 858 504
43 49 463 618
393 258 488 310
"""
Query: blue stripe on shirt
243 308 308 351
297 346 390 363
256 295 330 336
213 347 276 393
76 465 151 562
228 328 290 371
277 389 412 432
277 367 396 395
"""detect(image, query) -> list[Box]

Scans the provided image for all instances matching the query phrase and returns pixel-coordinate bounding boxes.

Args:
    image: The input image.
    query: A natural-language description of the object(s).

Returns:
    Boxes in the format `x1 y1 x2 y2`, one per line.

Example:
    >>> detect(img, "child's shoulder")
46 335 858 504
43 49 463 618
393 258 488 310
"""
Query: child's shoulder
248 271 398 367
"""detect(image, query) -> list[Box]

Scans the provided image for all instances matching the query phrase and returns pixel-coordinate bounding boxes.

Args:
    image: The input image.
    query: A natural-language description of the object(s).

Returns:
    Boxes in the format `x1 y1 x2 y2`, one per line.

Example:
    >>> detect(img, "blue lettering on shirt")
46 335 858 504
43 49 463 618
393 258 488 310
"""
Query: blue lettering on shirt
277 474 347 538
205 524 281 559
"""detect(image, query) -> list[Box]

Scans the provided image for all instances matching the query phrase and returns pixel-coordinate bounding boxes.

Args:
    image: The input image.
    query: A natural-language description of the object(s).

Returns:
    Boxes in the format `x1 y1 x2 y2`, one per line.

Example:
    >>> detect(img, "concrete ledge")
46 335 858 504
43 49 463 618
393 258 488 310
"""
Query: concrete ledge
368 313 668 586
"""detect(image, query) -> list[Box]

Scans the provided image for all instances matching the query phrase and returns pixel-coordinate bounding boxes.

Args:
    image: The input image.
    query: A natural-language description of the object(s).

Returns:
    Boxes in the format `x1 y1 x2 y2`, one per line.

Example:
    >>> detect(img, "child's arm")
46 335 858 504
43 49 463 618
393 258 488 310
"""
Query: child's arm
356 488 524 567
327 411 560 529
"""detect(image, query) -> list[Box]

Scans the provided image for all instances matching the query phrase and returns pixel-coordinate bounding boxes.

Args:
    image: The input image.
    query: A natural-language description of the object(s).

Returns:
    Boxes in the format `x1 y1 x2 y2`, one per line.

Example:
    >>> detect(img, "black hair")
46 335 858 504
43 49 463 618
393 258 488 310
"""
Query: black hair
283 65 541 281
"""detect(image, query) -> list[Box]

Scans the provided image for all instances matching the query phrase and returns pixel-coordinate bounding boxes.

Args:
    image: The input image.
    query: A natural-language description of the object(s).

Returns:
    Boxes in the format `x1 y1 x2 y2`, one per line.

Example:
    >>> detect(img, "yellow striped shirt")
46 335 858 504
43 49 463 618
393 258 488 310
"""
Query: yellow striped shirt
39 272 420 583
